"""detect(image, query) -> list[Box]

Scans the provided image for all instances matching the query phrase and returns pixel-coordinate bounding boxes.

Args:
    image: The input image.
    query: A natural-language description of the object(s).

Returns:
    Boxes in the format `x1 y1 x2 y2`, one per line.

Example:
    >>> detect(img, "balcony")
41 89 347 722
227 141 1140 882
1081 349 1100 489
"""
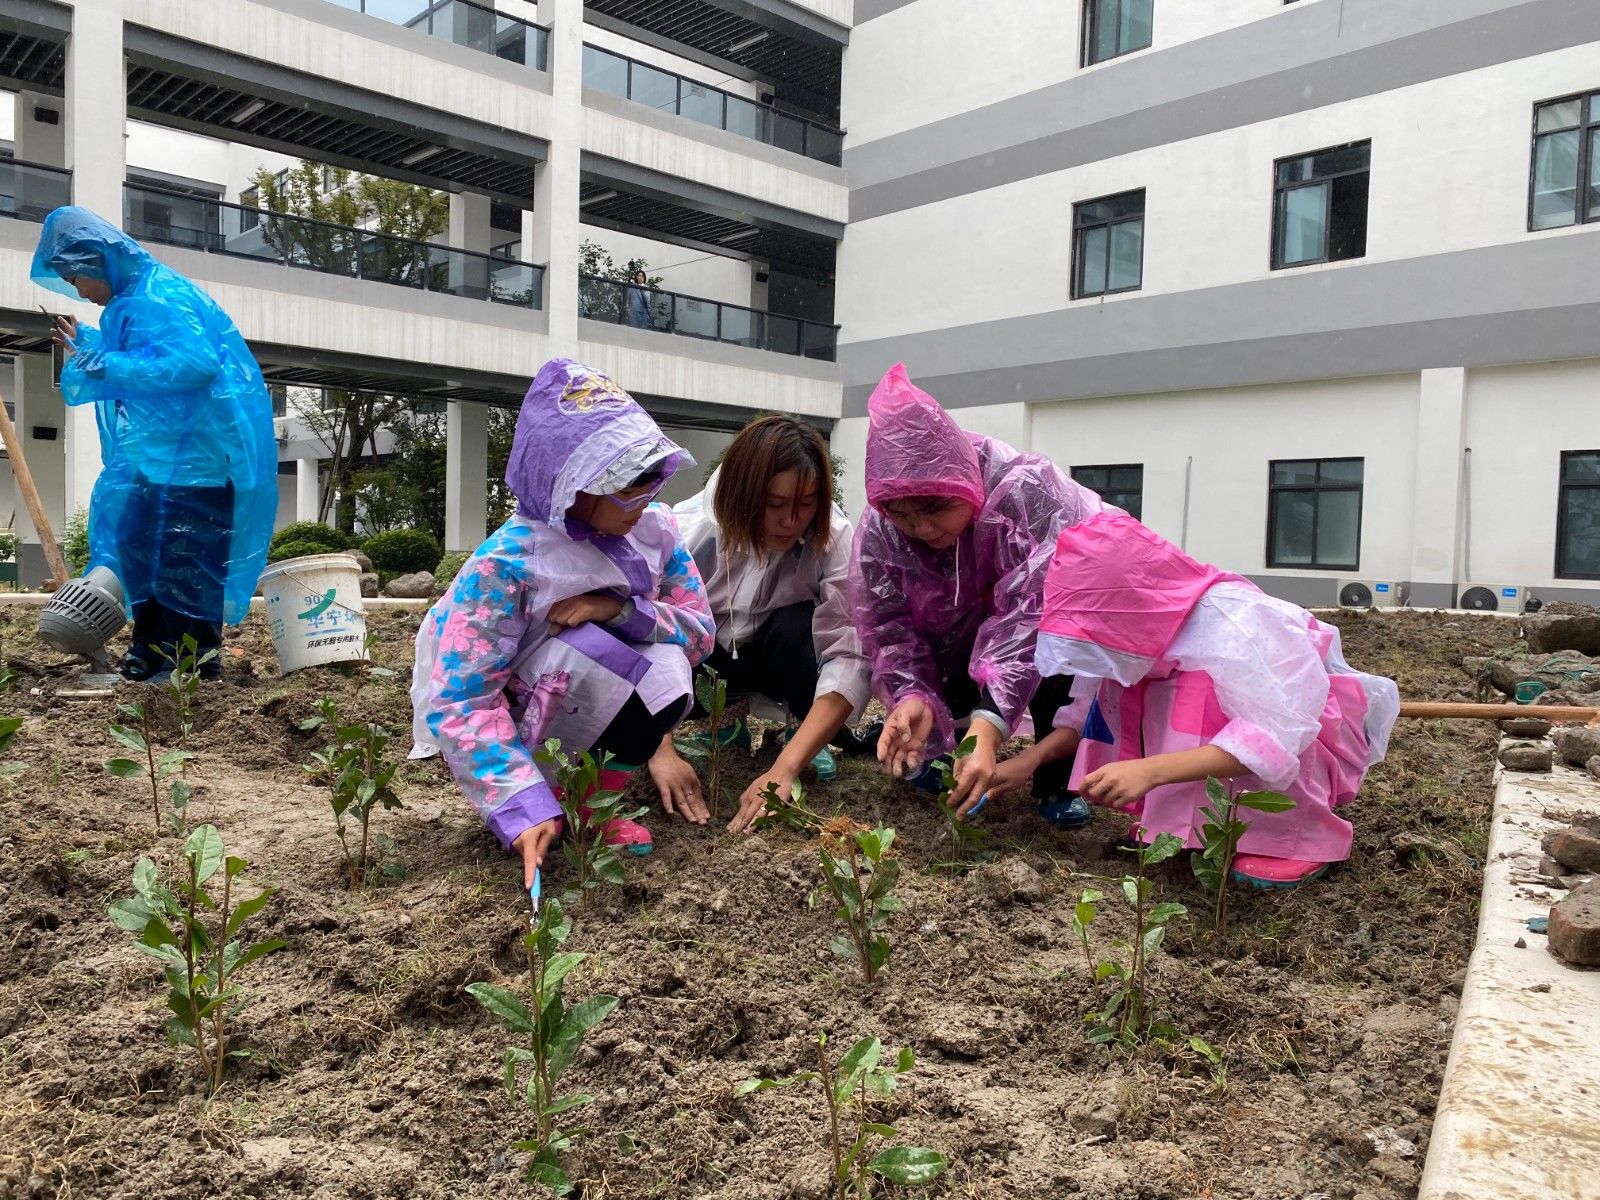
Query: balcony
0 159 71 223
580 275 837 361
582 44 843 165
325 0 550 71
124 183 545 308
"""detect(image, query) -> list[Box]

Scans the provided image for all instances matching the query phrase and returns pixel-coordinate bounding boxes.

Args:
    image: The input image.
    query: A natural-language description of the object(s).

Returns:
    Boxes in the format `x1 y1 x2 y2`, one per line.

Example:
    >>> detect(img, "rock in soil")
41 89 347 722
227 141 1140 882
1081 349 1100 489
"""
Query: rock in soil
1552 725 1600 768
1471 651 1600 698
1499 716 1553 737
1548 829 1600 874
383 570 436 599
1548 889 1600 965
350 549 375 573
359 571 380 598
1499 744 1553 772
1588 755 1600 782
974 858 1045 905
1523 613 1600 656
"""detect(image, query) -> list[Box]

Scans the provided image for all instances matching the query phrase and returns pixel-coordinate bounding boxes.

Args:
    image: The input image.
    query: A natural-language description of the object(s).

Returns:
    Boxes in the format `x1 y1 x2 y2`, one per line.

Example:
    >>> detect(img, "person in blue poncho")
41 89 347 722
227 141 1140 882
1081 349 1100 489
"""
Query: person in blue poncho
32 207 277 681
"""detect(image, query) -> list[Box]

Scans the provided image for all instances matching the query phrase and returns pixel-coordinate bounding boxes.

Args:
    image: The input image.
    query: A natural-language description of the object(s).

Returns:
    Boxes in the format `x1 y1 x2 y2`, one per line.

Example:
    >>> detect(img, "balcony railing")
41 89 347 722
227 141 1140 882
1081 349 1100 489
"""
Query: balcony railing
124 183 545 308
326 0 549 71
582 44 843 166
0 159 72 223
580 275 837 361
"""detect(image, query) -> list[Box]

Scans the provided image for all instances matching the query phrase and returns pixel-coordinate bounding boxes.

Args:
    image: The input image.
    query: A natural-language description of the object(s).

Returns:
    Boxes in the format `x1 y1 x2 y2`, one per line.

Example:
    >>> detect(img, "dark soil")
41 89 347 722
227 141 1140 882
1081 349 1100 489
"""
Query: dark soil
0 606 1518 1199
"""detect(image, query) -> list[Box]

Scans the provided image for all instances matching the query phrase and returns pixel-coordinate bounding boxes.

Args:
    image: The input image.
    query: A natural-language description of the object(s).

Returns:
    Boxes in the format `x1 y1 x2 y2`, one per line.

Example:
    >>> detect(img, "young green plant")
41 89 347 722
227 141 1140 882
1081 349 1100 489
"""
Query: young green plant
535 740 648 907
108 824 285 1095
160 633 217 745
735 1033 946 1200
301 699 405 885
1190 778 1297 933
934 735 990 868
1079 831 1188 1046
814 825 904 984
673 666 730 818
753 777 825 834
467 897 619 1196
106 700 197 835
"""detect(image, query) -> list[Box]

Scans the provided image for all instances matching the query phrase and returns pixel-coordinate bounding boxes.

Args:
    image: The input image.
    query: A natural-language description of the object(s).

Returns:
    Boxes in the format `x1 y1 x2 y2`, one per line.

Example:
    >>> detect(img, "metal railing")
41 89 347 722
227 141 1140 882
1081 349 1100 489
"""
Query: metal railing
0 159 71 223
326 0 549 71
582 44 843 165
579 274 837 361
124 183 545 308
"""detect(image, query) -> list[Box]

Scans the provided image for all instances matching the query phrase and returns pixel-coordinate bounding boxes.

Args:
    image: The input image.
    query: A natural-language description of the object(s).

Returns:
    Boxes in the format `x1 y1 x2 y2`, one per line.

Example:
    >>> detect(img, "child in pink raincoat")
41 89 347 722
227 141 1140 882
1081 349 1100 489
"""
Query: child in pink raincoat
849 364 1106 827
411 359 716 887
1033 510 1399 886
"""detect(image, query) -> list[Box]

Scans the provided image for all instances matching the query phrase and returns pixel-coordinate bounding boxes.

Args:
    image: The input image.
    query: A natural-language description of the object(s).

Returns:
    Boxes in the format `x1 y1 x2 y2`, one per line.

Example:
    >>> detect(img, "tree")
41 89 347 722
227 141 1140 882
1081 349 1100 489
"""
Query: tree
293 389 411 534
578 239 663 323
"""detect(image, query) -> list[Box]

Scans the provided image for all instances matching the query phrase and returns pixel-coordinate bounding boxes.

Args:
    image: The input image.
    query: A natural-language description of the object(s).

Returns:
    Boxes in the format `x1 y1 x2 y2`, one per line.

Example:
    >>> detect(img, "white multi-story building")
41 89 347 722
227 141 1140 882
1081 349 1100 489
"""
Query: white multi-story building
835 0 1600 610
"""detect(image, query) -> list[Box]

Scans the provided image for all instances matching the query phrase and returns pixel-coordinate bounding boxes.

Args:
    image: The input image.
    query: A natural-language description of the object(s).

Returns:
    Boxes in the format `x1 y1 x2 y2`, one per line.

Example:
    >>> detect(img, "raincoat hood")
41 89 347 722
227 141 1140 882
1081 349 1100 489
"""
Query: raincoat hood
31 206 153 298
863 364 985 512
1039 511 1249 686
506 359 690 537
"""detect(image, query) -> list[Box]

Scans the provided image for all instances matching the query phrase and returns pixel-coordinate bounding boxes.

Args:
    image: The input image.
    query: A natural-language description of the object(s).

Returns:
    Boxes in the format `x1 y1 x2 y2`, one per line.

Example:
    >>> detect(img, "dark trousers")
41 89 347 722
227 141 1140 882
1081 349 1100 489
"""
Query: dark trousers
591 691 692 769
124 602 223 679
701 600 820 721
118 478 232 678
944 669 1077 800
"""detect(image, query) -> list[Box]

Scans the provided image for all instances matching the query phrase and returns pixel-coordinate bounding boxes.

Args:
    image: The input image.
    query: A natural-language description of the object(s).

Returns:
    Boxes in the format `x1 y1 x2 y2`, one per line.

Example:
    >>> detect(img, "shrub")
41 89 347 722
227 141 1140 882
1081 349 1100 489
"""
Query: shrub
64 506 89 576
362 528 442 576
268 521 351 559
433 550 470 591
0 531 18 563
267 538 350 564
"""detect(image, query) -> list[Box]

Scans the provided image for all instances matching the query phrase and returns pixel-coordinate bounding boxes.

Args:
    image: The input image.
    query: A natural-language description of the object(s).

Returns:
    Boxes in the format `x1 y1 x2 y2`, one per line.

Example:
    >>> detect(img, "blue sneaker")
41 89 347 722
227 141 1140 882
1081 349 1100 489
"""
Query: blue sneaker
777 728 838 780
1037 792 1091 830
906 756 952 793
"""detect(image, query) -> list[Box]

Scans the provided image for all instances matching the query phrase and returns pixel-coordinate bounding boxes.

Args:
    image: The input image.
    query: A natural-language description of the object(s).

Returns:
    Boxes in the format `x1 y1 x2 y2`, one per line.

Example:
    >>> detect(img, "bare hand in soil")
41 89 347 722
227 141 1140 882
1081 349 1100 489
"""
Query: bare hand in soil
1082 759 1162 810
512 818 561 888
879 698 933 778
731 767 797 834
985 752 1035 802
546 593 624 629
948 732 997 815
648 743 708 824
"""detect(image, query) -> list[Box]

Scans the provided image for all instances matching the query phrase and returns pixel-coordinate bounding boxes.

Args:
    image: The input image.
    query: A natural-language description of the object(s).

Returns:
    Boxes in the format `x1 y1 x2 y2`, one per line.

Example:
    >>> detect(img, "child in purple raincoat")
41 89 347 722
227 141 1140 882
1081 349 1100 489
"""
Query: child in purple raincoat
411 359 715 886
848 364 1106 829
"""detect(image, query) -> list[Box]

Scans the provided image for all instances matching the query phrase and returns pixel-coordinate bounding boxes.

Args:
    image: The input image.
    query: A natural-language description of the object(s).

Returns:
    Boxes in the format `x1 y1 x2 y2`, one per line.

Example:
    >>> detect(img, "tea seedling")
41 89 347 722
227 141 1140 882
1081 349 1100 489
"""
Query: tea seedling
109 824 285 1095
1190 778 1297 933
467 897 619 1196
1079 831 1187 1046
753 778 825 834
536 740 648 907
1070 887 1103 978
674 666 730 818
735 1033 946 1200
159 634 217 746
1187 1035 1228 1094
934 736 990 868
814 825 904 984
107 700 197 836
302 699 404 885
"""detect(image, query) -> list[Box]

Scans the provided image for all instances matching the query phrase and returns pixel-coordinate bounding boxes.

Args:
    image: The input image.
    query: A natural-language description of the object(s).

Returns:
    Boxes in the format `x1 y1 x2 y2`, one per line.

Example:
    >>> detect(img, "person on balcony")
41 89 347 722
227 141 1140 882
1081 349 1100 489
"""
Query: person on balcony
625 268 655 329
1032 511 1400 888
31 206 277 681
849 363 1107 831
411 358 716 887
648 415 878 833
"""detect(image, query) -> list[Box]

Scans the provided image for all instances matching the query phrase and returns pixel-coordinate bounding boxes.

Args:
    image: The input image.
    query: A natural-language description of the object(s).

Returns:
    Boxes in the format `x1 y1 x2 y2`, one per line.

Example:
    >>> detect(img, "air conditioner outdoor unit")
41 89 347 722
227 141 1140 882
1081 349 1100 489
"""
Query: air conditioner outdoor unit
1457 583 1526 613
1336 580 1404 609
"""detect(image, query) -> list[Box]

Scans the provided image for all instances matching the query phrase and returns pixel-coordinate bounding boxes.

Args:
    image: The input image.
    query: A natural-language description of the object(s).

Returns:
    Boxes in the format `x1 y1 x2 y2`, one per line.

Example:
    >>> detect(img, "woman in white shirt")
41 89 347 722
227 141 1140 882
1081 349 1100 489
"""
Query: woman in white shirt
647 416 874 832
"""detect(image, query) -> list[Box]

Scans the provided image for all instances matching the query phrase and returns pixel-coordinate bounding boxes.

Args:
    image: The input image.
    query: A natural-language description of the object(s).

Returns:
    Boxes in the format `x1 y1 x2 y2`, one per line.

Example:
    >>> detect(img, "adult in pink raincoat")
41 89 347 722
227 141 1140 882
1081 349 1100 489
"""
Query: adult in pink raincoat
1035 511 1399 887
411 359 715 886
849 364 1105 827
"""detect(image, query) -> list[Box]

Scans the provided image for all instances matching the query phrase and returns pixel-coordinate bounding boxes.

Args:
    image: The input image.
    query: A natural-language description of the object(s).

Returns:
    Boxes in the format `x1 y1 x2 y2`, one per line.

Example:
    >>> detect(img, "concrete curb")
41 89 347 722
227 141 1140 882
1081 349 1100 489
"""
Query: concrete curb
1417 750 1600 1200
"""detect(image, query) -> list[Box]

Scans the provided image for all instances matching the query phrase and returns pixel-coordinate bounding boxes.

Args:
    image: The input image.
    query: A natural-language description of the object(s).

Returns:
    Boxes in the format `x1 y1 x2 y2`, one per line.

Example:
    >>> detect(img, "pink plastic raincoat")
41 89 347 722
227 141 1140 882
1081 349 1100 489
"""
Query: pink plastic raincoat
1037 512 1399 863
849 364 1105 755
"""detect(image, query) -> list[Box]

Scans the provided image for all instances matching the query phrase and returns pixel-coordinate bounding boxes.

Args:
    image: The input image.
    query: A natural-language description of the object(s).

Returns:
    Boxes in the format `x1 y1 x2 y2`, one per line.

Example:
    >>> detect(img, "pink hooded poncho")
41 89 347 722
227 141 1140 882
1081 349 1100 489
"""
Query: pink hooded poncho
849 364 1105 755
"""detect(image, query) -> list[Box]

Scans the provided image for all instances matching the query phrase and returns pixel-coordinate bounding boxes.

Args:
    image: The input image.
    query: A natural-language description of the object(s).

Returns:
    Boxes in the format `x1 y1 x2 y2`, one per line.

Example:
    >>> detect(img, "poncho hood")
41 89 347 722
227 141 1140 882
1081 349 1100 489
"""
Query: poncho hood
32 206 153 298
863 364 985 512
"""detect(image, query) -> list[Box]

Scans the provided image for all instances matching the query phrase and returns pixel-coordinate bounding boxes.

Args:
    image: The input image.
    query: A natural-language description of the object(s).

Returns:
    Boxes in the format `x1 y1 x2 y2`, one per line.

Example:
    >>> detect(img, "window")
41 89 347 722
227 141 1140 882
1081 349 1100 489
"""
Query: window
239 184 260 232
1529 92 1600 231
1557 451 1600 578
1272 141 1370 269
1267 458 1363 569
1082 0 1152 66
1072 189 1145 298
1073 464 1143 519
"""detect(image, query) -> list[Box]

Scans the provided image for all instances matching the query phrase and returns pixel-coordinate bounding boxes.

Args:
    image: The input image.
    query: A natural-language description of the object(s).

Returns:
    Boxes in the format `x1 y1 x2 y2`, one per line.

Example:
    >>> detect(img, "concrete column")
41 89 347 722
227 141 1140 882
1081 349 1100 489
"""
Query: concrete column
447 190 492 298
15 91 68 216
295 457 321 523
533 0 583 348
12 355 68 587
444 401 489 551
62 0 128 517
1408 368 1468 608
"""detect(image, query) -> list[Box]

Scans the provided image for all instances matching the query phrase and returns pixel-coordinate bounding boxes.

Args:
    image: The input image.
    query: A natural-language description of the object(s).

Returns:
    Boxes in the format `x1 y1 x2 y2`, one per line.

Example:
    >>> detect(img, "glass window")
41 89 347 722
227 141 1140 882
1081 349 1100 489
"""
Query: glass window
630 62 679 114
1273 141 1369 269
1558 450 1600 578
1529 93 1600 231
1267 458 1364 569
1072 188 1145 298
582 45 629 97
1083 0 1154 66
1073 464 1144 520
679 82 722 128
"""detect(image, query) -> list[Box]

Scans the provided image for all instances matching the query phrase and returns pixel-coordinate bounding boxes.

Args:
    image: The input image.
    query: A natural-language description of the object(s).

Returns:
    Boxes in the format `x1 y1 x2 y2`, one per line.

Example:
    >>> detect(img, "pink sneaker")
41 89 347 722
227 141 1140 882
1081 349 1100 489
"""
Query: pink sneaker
1230 854 1330 889
580 806 653 856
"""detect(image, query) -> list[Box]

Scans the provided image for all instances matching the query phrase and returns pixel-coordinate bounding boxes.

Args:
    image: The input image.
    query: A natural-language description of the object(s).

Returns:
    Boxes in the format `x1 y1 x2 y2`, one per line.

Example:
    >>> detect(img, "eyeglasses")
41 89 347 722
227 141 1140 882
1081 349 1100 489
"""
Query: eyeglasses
607 479 666 511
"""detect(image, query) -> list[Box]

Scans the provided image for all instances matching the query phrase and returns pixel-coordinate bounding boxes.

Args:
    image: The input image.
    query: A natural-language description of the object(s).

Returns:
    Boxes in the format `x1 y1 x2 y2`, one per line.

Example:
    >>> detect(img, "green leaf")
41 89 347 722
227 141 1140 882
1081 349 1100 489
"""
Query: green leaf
896 1045 914 1072
105 758 146 779
466 982 535 1034
828 934 858 962
109 898 153 932
866 934 891 973
0 715 23 749
1142 925 1166 958
593 855 627 885
1073 901 1097 928
1149 901 1187 923
836 1037 882 1082
954 735 977 758
540 951 588 999
162 1016 198 1048
108 724 147 754
225 889 274 939
861 1122 898 1137
555 994 619 1046
1205 776 1228 807
185 825 225 885
542 1092 594 1116
132 857 158 896
1237 790 1297 814
1121 878 1139 906
1188 1035 1222 1065
157 750 197 772
1144 832 1187 866
523 1160 573 1195
230 938 286 973
866 1146 947 1185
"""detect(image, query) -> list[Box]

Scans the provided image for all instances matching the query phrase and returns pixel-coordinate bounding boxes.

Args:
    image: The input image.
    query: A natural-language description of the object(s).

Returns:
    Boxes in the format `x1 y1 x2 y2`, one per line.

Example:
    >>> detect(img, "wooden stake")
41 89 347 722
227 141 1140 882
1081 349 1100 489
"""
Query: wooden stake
0 384 69 587
1400 701 1600 724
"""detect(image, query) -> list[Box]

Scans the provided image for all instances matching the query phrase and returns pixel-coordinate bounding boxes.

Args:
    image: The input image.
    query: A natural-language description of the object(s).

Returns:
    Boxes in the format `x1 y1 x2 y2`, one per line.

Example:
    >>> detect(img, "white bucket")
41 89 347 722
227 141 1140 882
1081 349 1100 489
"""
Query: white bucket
259 553 368 674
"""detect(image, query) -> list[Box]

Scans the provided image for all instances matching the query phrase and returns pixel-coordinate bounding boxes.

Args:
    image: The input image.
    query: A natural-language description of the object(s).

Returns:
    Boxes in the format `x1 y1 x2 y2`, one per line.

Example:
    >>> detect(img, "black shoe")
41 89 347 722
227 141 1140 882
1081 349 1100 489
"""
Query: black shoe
837 717 885 758
119 655 160 682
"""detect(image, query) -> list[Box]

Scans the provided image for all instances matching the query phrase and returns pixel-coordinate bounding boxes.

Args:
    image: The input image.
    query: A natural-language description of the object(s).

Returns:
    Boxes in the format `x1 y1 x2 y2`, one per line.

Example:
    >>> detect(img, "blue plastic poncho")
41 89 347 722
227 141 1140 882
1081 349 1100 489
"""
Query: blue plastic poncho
31 207 277 625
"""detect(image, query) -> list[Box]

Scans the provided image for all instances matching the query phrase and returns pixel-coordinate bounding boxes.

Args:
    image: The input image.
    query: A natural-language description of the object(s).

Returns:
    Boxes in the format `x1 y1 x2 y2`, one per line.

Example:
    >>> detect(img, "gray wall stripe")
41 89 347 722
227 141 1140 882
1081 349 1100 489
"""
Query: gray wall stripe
852 0 920 24
838 234 1600 412
847 0 1591 220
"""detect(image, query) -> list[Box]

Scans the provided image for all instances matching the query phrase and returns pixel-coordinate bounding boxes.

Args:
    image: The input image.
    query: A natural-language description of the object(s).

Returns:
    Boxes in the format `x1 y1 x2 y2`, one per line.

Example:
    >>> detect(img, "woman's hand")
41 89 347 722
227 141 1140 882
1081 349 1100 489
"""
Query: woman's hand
1081 759 1165 810
729 766 798 835
49 314 77 359
878 697 933 778
511 817 561 888
947 722 1000 817
548 593 625 629
984 751 1036 802
648 740 708 824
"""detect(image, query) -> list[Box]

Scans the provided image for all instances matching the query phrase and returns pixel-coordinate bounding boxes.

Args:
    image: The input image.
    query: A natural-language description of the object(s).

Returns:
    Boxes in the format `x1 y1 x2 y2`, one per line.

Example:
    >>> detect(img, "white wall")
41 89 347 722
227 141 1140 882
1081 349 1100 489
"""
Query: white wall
580 222 756 306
